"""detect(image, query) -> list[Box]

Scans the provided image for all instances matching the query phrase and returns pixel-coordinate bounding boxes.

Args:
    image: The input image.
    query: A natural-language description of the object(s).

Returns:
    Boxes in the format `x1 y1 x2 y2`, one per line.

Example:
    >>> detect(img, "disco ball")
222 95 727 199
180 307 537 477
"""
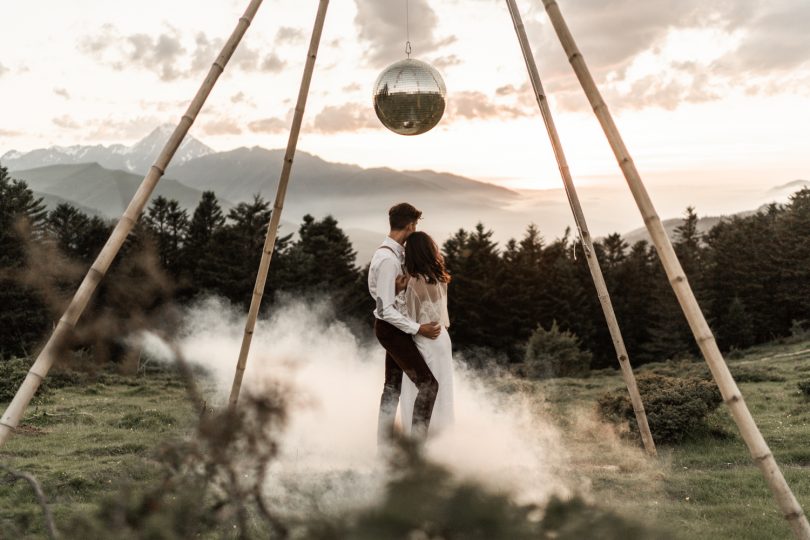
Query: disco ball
373 58 447 136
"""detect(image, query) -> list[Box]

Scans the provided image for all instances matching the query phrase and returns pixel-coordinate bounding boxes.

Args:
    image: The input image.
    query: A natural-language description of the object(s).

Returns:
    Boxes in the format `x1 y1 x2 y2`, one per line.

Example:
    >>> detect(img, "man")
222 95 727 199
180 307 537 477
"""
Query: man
368 202 441 444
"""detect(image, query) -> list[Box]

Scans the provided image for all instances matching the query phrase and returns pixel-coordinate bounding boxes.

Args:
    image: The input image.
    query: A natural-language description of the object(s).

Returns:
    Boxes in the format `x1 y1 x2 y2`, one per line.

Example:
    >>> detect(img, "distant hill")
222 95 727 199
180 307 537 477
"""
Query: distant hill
766 179 810 200
621 211 757 247
33 191 104 218
5 130 809 265
12 163 232 219
168 146 516 202
1 125 213 174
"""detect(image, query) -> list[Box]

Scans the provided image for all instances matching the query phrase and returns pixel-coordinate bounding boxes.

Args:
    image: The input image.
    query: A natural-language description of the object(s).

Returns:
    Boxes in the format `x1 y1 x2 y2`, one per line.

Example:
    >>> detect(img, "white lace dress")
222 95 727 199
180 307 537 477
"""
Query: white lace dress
399 277 455 435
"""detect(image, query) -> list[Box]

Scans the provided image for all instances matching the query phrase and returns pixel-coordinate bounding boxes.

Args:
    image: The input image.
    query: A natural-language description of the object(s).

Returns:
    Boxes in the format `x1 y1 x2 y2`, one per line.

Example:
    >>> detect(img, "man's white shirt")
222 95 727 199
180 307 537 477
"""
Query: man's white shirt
368 237 420 335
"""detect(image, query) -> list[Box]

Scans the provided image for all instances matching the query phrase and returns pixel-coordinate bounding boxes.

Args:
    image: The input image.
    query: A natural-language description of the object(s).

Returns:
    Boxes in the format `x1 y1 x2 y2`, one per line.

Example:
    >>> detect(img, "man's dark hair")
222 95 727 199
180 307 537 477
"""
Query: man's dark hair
389 202 422 230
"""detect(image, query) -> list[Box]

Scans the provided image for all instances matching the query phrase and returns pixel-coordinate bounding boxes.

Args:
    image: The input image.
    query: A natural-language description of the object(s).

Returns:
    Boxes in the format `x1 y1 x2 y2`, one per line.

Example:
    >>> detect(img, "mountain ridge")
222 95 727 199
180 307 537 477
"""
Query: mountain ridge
4 130 808 265
11 162 233 219
2 125 213 174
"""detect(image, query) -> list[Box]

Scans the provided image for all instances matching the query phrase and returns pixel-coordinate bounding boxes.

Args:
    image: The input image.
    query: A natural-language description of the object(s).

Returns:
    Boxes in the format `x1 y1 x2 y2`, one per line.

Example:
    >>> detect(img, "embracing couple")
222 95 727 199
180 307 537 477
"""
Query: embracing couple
368 202 455 444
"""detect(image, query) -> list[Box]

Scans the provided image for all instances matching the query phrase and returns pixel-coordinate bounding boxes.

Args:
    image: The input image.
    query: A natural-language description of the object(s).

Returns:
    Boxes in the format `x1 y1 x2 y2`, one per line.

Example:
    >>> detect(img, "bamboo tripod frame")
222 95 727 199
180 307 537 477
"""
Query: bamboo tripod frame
505 0 656 457
539 0 809 536
0 0 805 535
0 0 266 447
228 0 329 407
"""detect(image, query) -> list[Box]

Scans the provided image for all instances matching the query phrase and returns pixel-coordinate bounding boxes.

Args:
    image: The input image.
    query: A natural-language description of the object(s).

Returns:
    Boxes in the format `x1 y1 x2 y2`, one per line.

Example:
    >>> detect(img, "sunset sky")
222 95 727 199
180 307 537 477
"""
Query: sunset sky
1 0 808 203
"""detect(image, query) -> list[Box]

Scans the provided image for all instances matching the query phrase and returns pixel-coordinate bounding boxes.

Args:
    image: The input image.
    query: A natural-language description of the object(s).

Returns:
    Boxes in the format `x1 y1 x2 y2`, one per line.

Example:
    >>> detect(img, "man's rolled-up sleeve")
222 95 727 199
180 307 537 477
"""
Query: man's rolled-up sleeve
375 258 420 335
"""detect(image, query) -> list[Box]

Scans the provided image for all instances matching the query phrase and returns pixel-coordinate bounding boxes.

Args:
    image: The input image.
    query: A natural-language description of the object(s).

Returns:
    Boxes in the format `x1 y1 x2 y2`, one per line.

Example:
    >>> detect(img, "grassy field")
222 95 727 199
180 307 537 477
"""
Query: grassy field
1 339 809 539
536 338 810 539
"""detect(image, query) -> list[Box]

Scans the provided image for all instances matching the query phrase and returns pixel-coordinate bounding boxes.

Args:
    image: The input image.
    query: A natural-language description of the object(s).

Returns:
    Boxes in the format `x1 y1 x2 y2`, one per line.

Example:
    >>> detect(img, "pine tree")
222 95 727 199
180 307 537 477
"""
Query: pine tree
637 207 709 362
196 195 290 306
601 233 628 269
714 296 755 351
674 206 703 279
46 203 111 263
0 166 50 357
183 191 226 297
535 229 596 364
185 192 225 258
443 223 509 355
774 188 810 330
500 224 545 359
611 240 658 364
703 209 782 343
144 196 189 275
279 214 364 319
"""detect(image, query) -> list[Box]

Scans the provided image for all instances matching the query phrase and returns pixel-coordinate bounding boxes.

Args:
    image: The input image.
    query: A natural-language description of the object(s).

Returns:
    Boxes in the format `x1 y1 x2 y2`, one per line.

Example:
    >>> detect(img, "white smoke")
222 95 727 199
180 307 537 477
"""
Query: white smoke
137 296 578 515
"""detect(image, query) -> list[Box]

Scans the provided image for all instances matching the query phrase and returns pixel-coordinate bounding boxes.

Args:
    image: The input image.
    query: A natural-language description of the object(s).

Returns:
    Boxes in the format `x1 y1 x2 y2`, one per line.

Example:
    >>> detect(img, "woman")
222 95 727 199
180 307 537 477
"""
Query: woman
399 231 455 436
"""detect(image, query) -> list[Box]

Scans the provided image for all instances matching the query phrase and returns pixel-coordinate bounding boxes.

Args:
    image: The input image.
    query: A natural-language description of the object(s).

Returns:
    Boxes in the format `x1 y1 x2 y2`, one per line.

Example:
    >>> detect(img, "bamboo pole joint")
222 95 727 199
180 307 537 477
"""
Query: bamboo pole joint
541 0 810 536
0 0 267 448
505 0 656 456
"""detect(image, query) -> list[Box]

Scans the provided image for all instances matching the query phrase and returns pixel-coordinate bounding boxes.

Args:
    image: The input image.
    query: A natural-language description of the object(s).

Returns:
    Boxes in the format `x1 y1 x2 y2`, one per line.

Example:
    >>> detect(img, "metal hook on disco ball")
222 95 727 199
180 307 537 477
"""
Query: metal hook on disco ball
372 59 447 136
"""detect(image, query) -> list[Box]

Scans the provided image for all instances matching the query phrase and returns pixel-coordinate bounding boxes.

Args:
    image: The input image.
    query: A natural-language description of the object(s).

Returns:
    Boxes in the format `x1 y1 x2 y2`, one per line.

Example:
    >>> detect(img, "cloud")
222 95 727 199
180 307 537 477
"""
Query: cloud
430 54 462 70
446 91 526 121
0 62 8 77
190 31 221 73
248 117 288 134
0 128 22 137
276 26 305 44
80 25 186 81
194 32 277 73
230 92 257 107
52 115 81 129
711 1 810 75
342 82 362 93
311 103 378 133
503 0 810 111
261 53 286 73
80 26 282 81
310 93 529 133
232 43 261 71
354 0 455 67
201 118 243 136
53 87 70 99
87 116 165 140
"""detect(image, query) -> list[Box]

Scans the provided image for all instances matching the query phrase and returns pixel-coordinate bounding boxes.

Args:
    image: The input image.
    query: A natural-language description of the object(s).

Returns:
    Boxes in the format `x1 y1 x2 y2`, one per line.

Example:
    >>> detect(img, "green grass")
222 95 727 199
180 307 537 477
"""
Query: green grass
0 373 195 539
1 340 809 538
534 339 810 539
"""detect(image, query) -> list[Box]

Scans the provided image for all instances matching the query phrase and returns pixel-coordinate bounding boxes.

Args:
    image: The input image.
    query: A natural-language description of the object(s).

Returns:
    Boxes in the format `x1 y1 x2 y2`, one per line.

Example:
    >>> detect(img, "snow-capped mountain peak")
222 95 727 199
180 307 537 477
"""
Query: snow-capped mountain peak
1 125 214 174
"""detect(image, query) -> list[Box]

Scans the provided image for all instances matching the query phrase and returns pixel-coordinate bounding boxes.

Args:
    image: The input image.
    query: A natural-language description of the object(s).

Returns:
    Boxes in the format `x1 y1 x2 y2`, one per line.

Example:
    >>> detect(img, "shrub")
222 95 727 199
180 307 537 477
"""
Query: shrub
787 320 810 343
0 358 50 402
0 358 95 404
307 441 666 540
598 374 723 444
732 367 786 383
798 381 810 398
539 496 668 540
110 410 176 431
521 321 592 379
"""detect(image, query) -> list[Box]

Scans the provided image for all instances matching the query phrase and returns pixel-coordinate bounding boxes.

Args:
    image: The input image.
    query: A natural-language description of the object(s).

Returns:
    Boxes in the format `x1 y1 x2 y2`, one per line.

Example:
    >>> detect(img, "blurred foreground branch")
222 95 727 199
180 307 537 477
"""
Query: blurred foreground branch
1 463 59 540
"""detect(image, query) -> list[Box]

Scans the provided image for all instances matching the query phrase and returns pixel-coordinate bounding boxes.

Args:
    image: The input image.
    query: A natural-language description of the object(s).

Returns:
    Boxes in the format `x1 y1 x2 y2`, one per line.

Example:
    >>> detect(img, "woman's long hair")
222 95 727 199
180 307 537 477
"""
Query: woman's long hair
405 231 451 284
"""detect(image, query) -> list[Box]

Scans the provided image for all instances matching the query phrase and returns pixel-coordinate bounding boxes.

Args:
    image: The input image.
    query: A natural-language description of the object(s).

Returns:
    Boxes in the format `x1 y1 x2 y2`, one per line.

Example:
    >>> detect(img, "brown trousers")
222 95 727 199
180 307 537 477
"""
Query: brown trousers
374 318 438 443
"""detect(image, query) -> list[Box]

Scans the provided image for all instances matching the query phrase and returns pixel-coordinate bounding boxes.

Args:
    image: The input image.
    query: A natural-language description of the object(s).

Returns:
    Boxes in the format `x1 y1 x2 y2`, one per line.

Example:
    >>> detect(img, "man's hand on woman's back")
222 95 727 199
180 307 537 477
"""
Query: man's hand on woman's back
418 322 441 339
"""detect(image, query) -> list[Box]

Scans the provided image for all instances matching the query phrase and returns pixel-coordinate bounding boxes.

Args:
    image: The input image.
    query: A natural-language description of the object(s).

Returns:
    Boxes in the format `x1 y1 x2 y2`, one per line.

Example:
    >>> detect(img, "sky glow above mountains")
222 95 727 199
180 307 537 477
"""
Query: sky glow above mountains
0 0 808 194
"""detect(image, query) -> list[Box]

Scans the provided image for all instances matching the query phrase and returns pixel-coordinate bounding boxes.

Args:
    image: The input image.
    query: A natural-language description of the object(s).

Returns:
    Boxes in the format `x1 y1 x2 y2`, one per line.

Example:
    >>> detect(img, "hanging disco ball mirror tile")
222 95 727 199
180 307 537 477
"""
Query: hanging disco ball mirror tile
373 59 446 136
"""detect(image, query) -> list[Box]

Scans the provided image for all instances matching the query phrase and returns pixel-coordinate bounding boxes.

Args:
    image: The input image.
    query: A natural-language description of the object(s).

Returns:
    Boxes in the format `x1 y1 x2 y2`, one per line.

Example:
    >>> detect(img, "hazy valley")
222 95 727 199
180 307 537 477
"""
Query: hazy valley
3 126 807 262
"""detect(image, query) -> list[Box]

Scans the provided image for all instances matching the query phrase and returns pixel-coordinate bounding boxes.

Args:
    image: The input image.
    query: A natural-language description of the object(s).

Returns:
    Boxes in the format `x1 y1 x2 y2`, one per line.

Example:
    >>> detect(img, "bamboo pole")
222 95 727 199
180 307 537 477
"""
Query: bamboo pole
505 0 656 456
0 0 266 448
540 0 809 536
228 0 330 408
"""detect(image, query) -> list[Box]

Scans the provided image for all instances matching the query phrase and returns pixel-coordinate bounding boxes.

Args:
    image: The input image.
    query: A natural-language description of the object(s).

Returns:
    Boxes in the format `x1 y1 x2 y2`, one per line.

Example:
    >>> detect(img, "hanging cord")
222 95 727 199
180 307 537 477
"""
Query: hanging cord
405 0 412 58
564 187 590 260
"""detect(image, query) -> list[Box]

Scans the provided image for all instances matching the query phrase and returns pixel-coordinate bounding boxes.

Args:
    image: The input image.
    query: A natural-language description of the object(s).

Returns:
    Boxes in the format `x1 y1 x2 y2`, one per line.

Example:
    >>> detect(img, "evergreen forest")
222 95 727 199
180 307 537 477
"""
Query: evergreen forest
2 164 809 371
